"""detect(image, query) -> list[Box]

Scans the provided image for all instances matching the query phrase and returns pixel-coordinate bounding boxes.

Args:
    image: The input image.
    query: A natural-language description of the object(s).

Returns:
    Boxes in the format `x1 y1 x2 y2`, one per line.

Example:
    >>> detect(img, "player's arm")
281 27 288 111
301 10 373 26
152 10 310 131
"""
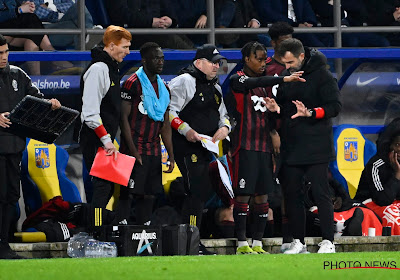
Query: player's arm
81 63 117 158
160 109 174 173
120 99 142 165
230 71 304 92
368 160 398 206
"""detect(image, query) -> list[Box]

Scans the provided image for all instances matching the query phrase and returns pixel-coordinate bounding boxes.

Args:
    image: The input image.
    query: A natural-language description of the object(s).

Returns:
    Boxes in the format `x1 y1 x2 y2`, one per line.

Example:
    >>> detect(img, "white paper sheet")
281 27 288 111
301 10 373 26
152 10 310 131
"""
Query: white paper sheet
216 159 234 198
198 134 220 155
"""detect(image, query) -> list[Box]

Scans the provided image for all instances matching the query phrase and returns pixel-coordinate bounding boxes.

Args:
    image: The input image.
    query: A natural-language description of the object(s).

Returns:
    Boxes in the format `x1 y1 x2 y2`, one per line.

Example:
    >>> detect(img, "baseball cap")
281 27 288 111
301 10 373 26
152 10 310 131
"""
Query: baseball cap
194 44 226 63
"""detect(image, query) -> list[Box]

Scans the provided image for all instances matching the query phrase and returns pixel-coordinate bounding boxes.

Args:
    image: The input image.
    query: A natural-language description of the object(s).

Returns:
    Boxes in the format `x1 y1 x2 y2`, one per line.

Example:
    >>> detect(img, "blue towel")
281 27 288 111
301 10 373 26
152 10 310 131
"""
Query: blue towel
136 66 170 121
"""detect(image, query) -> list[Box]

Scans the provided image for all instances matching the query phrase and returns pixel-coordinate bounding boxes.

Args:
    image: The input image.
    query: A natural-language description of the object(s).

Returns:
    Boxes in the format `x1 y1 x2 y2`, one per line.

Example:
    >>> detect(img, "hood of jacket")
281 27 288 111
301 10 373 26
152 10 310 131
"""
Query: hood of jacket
90 45 119 72
179 63 218 85
300 47 328 75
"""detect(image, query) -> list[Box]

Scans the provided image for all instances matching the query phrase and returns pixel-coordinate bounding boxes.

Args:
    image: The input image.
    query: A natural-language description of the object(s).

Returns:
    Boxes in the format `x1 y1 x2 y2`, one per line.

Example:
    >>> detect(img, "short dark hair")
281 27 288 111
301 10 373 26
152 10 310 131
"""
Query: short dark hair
241 41 266 63
268 22 294 41
0 34 7 46
276 38 304 58
140 42 161 59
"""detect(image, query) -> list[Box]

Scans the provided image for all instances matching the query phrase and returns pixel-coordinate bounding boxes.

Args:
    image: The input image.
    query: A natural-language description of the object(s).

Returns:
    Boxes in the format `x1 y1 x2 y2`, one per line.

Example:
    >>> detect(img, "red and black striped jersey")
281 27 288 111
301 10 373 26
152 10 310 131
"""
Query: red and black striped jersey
229 71 275 155
265 57 286 98
120 73 167 156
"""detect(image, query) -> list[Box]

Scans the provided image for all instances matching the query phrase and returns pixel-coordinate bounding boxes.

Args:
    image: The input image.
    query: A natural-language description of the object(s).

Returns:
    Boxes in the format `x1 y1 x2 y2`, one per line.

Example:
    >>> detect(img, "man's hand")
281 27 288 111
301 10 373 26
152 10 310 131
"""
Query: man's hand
195 15 207 28
104 142 118 160
132 151 143 166
333 197 343 210
291 100 311 119
298 22 313 28
263 97 280 114
283 71 306 83
212 126 229 142
247 19 260 28
394 7 400 22
20 1 35 13
160 16 173 28
163 160 175 173
0 112 11 128
49 98 61 110
185 129 202 143
389 150 400 180
152 18 163 28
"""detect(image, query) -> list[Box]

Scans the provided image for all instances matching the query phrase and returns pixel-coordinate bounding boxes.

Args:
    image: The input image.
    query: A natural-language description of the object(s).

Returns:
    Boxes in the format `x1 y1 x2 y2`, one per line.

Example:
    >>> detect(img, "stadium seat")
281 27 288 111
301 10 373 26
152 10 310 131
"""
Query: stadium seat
329 124 377 198
20 139 82 216
85 0 111 27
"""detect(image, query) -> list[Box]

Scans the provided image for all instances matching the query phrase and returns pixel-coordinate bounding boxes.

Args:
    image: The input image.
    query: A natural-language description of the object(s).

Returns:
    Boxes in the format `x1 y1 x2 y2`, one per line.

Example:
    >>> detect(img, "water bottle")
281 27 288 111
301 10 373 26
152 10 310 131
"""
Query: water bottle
85 241 117 258
67 232 91 258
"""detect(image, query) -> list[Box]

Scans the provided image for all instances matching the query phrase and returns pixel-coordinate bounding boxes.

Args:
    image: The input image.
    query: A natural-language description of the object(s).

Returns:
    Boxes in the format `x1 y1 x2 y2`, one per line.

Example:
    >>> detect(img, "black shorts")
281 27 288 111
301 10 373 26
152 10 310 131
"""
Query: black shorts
130 155 163 195
232 150 274 196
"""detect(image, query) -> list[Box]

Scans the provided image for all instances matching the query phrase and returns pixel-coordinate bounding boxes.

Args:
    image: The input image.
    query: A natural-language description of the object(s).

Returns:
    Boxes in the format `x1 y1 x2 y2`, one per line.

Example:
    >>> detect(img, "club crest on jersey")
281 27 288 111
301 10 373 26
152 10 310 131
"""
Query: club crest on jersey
138 101 147 115
344 141 358 162
239 178 246 188
191 154 198 163
35 148 50 169
12 79 18 91
271 73 280 97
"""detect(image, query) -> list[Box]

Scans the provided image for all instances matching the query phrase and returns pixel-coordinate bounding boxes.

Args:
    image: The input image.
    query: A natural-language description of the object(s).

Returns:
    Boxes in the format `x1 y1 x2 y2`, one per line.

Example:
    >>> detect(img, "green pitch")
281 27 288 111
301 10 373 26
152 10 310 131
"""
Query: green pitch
0 251 399 280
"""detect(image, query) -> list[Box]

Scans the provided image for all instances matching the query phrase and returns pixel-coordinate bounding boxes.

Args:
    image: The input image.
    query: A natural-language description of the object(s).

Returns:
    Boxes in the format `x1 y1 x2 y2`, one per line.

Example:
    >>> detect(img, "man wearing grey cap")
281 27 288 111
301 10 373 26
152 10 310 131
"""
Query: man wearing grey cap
168 44 231 253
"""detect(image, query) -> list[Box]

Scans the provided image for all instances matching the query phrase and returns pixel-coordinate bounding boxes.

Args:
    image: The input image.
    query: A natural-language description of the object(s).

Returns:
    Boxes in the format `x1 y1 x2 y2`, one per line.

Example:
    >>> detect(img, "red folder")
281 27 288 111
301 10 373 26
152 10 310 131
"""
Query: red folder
89 148 136 186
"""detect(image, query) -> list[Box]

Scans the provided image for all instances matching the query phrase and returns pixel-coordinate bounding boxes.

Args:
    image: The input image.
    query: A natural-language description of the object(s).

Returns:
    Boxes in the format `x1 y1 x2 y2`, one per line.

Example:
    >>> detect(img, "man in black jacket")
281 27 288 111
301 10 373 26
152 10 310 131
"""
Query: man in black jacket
0 34 61 259
77 26 131 209
267 38 341 253
355 118 400 235
168 45 231 252
227 41 304 255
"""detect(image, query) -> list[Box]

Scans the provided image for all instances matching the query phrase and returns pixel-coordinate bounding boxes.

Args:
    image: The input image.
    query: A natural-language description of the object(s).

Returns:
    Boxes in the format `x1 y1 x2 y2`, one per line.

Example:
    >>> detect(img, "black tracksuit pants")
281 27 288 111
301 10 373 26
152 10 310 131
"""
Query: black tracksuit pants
280 162 334 242
0 153 22 243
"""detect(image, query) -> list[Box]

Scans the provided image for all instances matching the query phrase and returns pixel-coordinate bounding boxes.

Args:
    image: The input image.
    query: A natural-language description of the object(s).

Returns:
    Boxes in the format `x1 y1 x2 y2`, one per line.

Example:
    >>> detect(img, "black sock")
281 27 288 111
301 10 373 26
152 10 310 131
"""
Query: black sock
282 215 293 243
115 187 133 223
252 202 269 241
135 196 155 225
233 201 248 241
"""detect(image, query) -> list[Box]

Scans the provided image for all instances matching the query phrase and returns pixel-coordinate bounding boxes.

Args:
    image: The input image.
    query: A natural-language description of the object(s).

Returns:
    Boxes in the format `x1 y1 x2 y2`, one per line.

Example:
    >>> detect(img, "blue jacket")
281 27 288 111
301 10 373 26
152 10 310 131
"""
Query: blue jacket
253 0 317 27
0 0 22 23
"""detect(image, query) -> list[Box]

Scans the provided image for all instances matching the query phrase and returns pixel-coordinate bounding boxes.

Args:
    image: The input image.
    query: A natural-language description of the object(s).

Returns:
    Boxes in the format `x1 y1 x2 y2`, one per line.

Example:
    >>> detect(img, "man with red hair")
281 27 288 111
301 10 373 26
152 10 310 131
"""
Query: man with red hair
77 25 131 209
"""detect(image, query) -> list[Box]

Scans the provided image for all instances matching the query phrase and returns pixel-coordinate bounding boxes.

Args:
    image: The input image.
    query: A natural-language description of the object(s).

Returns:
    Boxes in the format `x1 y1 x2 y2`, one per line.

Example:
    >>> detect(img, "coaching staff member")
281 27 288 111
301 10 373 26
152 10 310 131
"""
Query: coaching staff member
77 26 131 208
168 44 231 232
0 34 61 259
266 38 341 254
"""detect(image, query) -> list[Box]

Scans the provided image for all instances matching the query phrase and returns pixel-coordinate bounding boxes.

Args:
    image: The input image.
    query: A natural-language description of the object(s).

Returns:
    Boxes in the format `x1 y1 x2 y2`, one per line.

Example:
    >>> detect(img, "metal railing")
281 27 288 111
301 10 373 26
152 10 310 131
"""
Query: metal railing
1 0 399 51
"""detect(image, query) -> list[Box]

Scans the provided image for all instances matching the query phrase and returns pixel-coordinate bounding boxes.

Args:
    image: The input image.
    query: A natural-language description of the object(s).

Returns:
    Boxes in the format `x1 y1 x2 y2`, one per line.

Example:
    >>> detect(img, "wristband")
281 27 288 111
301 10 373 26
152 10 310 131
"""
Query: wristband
94 124 108 139
314 107 325 119
171 117 184 130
